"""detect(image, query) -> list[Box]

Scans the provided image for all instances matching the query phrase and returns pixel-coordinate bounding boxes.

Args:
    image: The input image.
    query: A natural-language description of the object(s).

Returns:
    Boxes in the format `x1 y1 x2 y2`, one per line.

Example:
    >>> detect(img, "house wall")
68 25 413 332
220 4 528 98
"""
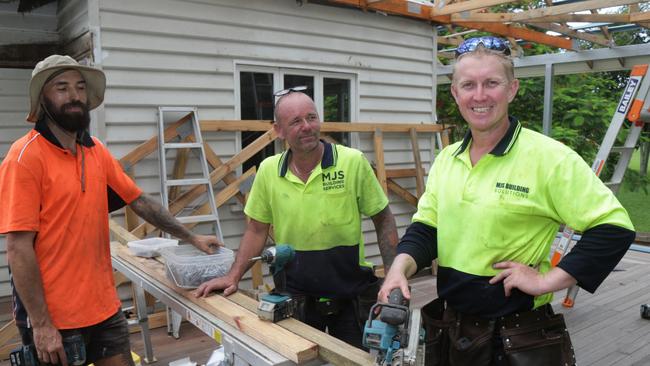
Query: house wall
0 1 61 298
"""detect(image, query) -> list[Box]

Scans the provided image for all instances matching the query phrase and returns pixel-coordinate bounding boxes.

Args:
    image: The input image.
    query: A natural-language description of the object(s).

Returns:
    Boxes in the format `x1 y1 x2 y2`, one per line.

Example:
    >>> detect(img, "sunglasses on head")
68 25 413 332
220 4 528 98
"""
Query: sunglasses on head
455 36 511 57
273 85 308 98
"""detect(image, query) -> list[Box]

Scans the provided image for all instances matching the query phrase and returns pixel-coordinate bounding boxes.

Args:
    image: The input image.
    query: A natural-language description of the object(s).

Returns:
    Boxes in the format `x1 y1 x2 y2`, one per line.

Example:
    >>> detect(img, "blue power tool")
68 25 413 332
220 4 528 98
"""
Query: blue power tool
363 288 412 366
249 245 298 322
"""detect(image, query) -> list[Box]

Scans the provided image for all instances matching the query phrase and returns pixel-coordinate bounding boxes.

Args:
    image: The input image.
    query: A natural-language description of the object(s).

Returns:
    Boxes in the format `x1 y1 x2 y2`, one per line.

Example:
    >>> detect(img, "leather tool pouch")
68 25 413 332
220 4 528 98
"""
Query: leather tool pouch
500 314 576 366
421 298 451 366
446 311 494 366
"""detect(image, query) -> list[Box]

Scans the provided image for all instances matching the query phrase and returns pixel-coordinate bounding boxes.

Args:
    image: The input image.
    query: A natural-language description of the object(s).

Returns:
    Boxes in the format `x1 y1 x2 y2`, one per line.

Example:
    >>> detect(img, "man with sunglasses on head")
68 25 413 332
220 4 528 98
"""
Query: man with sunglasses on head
379 37 635 365
195 88 398 348
0 55 222 366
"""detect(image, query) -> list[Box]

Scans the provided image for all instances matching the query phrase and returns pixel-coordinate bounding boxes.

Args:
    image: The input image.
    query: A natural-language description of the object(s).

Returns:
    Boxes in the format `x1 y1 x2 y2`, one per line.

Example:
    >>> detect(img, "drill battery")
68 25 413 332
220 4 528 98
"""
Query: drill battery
10 334 86 366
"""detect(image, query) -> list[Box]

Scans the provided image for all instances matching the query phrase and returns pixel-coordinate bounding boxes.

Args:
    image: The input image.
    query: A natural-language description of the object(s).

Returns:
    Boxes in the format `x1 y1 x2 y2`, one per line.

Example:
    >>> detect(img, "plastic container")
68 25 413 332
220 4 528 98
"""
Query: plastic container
160 245 234 289
127 238 179 258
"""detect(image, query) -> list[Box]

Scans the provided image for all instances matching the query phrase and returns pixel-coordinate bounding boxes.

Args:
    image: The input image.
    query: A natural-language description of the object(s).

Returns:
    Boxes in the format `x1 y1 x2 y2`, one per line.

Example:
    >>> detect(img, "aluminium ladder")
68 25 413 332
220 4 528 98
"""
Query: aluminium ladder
551 64 649 308
157 106 224 337
157 106 224 241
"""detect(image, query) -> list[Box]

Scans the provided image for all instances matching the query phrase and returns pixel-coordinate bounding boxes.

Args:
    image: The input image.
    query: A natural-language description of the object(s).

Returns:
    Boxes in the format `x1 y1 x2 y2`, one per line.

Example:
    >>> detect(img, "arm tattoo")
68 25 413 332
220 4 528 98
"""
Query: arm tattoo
129 194 193 241
372 206 398 268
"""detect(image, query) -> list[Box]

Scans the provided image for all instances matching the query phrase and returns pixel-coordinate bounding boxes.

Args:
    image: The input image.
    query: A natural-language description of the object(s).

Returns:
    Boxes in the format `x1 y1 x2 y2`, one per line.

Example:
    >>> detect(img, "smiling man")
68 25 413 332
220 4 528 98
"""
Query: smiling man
0 55 221 366
195 90 398 348
378 37 635 366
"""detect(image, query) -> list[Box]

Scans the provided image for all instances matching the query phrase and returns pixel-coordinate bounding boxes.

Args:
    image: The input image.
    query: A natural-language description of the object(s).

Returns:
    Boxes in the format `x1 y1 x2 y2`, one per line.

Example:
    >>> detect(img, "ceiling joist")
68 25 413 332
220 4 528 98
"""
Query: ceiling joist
322 0 649 54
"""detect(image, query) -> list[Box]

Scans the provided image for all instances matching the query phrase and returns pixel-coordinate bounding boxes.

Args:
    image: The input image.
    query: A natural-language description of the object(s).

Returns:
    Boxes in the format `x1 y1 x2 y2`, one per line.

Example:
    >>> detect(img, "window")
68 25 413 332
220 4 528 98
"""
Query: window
237 66 356 168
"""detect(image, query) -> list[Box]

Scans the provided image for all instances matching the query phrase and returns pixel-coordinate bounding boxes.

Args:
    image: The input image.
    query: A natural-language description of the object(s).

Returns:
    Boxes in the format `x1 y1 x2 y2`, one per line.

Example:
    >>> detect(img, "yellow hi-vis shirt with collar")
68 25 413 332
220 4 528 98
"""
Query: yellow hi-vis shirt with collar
413 120 633 309
244 142 388 298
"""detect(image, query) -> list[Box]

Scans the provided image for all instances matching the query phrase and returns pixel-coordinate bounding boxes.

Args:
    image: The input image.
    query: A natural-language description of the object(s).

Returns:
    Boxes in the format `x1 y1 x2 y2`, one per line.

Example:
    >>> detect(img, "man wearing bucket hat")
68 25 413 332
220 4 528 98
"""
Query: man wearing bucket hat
0 55 222 366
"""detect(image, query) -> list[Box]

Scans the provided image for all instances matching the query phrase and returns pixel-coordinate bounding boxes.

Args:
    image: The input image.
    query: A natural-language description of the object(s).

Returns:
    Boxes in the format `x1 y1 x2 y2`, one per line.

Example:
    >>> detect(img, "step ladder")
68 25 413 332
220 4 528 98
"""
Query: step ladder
157 106 224 337
157 106 224 241
551 64 649 308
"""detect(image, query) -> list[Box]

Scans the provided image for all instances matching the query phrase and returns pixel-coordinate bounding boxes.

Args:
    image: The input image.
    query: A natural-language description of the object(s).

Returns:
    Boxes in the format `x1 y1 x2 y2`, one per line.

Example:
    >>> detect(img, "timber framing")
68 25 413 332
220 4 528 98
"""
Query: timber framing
116 113 451 290
318 0 650 60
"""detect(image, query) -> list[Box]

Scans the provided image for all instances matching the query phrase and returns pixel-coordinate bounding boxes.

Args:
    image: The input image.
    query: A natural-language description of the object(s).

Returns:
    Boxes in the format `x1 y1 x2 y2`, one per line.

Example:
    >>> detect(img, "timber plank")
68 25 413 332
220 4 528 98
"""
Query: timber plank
409 128 425 197
0 319 17 349
119 113 192 170
373 129 387 194
201 120 450 133
112 245 318 364
228 293 374 366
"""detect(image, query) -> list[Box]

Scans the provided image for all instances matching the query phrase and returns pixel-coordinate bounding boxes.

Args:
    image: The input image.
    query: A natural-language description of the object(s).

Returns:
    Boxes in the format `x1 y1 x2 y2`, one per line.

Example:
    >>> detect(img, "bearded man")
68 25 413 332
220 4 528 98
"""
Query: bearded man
0 55 222 366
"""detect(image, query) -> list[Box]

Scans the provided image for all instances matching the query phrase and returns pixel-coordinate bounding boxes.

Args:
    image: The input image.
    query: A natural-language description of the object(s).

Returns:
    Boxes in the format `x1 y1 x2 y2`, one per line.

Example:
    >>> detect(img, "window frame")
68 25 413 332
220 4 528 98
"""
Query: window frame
234 61 359 149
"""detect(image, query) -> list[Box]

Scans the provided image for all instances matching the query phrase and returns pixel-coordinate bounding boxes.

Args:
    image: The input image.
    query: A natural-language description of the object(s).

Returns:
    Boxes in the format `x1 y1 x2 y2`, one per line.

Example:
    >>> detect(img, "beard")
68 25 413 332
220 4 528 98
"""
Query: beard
42 97 91 133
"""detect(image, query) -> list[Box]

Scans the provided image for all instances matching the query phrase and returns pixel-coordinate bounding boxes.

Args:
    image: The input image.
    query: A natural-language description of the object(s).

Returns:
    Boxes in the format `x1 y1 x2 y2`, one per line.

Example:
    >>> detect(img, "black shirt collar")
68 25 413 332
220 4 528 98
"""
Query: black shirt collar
279 140 336 177
35 118 95 148
453 116 521 157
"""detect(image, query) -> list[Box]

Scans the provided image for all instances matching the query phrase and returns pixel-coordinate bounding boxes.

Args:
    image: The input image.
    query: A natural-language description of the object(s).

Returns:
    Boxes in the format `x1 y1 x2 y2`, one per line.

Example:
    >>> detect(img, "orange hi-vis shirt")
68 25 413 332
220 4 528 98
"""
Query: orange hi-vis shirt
0 121 142 329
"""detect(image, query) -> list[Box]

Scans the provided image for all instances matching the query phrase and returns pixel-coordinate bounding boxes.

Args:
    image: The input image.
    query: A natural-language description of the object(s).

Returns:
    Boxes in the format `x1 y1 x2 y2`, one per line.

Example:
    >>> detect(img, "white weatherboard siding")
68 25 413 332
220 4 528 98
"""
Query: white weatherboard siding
97 0 437 276
0 69 32 297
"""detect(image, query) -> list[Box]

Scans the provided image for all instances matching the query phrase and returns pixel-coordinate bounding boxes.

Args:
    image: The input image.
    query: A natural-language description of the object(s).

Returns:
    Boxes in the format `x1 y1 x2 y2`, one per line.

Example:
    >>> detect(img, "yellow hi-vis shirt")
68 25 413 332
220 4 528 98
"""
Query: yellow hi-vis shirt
244 141 388 298
414 119 633 309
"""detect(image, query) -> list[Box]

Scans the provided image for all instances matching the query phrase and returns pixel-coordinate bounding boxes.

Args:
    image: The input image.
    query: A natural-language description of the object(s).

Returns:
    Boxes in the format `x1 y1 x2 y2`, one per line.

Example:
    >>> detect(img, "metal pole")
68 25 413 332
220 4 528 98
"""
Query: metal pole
542 63 554 136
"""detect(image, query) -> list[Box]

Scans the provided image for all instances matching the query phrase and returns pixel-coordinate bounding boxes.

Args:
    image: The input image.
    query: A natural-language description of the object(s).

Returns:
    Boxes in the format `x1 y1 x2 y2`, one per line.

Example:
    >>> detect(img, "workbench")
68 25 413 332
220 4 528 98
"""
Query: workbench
110 242 375 366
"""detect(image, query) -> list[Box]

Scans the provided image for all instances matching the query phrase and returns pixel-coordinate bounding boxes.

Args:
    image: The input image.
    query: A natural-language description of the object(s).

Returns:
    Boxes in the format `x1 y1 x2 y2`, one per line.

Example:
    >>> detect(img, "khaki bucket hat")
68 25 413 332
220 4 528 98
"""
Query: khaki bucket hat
27 55 106 123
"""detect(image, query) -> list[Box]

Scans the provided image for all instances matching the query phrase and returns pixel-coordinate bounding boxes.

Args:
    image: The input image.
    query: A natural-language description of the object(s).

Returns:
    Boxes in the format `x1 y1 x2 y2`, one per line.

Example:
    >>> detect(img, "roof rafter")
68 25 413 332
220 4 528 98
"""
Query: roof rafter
505 0 640 23
453 21 575 50
450 12 630 23
430 0 518 16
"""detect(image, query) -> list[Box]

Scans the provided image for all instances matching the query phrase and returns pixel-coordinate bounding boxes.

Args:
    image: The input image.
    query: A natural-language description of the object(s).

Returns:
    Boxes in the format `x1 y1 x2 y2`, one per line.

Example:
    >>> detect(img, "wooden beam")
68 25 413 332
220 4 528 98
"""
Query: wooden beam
228 293 374 366
112 245 319 364
431 0 518 16
506 0 640 23
119 113 193 170
202 142 247 205
373 129 388 195
451 12 630 23
529 22 612 47
125 168 140 231
409 128 425 198
453 22 575 50
201 120 449 133
325 0 450 23
0 341 21 361
385 168 425 179
387 178 418 206
111 218 141 244
631 11 650 23
0 320 18 349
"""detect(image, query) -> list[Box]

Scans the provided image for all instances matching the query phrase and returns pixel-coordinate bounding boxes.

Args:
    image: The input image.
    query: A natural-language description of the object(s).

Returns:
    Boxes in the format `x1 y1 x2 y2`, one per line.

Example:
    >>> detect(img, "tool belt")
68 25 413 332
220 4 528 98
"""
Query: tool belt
421 299 576 366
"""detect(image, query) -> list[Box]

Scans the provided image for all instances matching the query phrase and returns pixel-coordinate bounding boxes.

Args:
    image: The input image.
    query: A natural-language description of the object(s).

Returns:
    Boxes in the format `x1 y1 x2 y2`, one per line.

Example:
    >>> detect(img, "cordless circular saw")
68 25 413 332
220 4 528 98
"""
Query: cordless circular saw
363 288 426 366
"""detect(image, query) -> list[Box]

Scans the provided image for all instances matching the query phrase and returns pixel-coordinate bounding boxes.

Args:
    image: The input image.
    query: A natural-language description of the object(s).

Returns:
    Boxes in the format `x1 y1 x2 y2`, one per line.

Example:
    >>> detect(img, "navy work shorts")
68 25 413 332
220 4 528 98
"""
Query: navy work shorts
19 310 133 365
